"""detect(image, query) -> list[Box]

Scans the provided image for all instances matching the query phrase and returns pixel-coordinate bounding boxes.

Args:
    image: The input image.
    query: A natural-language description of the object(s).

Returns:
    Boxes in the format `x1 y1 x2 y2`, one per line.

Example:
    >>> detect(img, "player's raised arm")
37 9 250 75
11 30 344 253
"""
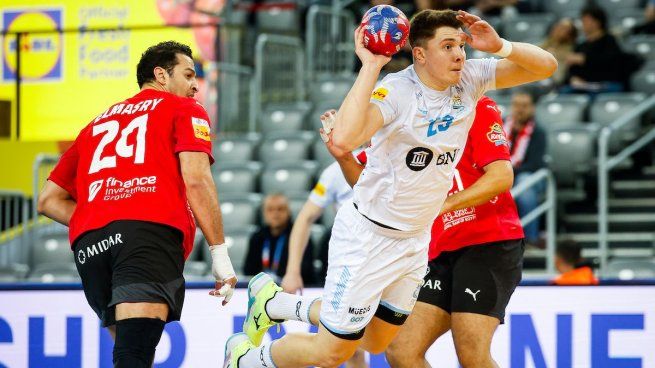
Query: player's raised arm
332 27 390 152
456 10 557 89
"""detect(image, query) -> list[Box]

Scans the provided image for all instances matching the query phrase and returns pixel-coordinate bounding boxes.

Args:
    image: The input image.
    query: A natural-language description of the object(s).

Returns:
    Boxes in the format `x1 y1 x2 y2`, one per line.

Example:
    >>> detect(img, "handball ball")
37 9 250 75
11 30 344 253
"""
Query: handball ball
360 5 410 57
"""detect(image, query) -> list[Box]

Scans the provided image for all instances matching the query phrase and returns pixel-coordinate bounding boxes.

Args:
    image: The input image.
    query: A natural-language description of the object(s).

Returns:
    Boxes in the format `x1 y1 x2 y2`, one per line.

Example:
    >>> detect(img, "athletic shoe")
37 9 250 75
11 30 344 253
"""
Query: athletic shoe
223 333 252 368
243 272 283 346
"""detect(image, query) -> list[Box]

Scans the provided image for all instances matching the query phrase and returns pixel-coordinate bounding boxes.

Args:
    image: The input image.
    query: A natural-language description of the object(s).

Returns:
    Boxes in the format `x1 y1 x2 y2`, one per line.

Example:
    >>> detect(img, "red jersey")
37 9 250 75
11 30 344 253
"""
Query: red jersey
48 89 214 259
429 96 523 260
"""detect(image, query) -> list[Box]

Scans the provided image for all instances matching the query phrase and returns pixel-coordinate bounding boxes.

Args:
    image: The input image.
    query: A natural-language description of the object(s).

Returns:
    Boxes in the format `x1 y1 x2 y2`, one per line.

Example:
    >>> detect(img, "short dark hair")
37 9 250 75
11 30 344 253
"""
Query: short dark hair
580 5 607 32
136 41 193 88
409 9 463 48
556 240 582 266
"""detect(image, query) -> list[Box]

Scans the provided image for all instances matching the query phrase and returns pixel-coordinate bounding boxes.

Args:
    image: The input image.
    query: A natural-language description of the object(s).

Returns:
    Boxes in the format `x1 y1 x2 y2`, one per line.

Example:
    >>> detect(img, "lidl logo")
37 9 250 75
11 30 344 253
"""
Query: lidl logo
2 8 63 82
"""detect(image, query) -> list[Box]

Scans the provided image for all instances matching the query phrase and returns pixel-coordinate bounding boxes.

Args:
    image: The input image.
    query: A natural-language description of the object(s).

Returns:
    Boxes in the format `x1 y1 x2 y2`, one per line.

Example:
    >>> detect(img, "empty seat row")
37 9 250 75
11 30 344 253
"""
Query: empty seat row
215 131 335 168
214 160 319 195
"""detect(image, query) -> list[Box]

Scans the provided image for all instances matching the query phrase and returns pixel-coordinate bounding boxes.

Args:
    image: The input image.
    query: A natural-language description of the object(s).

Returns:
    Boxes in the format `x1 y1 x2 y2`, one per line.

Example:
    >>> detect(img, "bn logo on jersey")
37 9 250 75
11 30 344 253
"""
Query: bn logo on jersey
406 147 434 171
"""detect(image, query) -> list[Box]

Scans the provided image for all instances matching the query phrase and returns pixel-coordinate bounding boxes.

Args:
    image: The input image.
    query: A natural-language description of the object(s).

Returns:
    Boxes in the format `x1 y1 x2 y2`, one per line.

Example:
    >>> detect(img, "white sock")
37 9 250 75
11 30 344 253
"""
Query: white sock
240 341 277 368
266 292 319 324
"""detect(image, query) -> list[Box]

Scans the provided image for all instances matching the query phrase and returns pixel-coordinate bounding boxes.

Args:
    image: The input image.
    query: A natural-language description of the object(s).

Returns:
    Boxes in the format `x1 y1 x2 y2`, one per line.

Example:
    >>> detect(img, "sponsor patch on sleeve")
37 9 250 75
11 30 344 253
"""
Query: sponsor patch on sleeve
486 122 508 146
371 87 389 101
192 117 211 141
312 182 326 197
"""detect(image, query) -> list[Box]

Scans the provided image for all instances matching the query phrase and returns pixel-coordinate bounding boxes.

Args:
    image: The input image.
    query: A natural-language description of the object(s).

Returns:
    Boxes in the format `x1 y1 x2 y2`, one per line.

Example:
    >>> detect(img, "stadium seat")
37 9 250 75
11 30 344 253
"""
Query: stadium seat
260 102 312 134
626 35 655 61
27 263 80 283
610 8 645 34
630 69 655 94
256 6 300 33
258 131 314 164
501 14 554 43
313 139 335 169
596 0 642 12
220 192 263 228
536 94 590 126
589 92 645 148
215 135 260 165
31 231 73 268
547 124 597 187
183 261 208 280
544 0 587 17
309 76 355 106
606 258 655 280
0 264 29 282
203 225 256 277
214 162 262 194
260 161 319 194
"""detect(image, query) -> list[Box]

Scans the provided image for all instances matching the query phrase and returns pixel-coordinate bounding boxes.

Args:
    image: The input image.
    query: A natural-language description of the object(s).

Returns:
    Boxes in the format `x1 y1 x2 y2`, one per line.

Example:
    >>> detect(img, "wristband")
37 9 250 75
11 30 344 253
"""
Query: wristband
493 38 513 58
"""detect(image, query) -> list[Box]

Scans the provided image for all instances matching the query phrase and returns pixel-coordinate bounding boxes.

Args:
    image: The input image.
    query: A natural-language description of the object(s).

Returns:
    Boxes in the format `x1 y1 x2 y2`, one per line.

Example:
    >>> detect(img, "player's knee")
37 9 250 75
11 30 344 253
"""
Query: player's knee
315 346 354 368
456 345 489 368
385 343 418 368
113 317 165 368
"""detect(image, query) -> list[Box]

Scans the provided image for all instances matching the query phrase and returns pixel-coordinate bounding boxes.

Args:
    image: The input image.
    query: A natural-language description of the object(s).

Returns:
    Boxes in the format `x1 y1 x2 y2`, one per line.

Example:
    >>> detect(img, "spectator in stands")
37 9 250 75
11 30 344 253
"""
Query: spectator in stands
541 18 577 87
563 6 640 94
553 240 599 285
244 193 315 284
504 91 546 247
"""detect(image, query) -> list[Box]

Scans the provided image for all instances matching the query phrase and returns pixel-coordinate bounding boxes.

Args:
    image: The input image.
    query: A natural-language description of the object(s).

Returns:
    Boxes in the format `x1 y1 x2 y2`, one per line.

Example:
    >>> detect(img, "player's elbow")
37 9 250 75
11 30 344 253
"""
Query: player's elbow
183 172 211 193
37 194 55 216
539 54 558 79
331 132 357 152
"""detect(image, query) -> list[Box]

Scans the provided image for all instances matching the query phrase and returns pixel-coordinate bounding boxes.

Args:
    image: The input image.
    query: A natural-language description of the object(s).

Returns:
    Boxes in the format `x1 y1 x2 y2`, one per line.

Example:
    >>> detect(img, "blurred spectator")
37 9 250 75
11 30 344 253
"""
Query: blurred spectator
541 18 578 86
553 240 599 285
633 0 655 34
503 91 546 247
563 6 641 94
468 0 527 18
244 193 316 283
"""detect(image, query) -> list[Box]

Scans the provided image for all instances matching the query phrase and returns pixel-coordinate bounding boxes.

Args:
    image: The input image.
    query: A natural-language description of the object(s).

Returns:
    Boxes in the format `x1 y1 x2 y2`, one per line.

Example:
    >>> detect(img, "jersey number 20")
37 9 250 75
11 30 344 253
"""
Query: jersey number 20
89 114 148 174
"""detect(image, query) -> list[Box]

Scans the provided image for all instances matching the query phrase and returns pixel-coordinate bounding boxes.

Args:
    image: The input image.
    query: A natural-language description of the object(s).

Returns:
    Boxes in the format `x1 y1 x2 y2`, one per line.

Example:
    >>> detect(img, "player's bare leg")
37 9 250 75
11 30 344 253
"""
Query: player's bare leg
451 312 500 368
386 302 451 368
345 349 367 368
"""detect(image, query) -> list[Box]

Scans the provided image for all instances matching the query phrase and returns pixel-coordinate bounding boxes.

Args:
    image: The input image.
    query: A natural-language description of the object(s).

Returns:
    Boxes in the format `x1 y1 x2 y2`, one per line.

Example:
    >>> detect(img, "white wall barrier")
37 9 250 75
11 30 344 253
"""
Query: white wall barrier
0 286 654 367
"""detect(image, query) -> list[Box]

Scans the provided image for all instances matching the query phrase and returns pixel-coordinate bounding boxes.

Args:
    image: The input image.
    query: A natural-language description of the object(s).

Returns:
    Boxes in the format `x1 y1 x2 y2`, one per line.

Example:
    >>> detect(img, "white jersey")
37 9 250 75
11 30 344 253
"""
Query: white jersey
353 59 497 233
308 161 353 210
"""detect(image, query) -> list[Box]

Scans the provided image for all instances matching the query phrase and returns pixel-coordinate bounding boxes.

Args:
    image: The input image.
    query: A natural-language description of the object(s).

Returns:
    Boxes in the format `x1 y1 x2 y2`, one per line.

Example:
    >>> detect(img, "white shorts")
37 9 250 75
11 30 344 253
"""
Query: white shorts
319 202 429 339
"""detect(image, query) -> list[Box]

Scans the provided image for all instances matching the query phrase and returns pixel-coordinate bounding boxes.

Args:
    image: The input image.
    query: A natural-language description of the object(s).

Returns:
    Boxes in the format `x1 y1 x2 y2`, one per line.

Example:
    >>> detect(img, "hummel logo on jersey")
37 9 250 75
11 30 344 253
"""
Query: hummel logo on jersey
465 288 481 302
253 313 262 330
427 115 455 137
405 147 434 171
88 179 103 202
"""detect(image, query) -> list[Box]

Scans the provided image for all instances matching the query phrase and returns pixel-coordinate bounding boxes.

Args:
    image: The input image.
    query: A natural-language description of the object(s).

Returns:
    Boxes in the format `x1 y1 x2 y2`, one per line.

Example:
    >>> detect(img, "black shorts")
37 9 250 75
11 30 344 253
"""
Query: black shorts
417 239 524 323
73 220 185 327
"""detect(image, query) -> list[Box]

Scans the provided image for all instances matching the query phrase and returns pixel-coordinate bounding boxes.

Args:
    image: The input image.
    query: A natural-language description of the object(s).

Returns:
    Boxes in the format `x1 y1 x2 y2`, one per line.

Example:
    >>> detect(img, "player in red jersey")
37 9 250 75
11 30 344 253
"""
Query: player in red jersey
323 96 524 367
37 41 237 368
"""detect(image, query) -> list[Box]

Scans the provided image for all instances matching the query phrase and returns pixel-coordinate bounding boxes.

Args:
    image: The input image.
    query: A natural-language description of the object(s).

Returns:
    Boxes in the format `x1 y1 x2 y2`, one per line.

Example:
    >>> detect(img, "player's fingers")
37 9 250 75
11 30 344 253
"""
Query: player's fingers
319 128 330 143
222 288 234 306
459 31 472 45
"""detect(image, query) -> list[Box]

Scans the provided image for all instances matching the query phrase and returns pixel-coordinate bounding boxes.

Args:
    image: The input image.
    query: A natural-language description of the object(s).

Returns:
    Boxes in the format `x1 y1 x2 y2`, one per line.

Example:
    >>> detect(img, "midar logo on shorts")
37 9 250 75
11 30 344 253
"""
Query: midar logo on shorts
77 233 123 264
88 179 103 201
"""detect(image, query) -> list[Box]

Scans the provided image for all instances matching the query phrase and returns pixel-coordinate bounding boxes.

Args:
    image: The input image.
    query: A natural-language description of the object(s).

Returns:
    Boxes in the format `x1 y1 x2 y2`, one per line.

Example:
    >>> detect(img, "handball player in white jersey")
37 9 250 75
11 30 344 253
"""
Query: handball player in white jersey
224 9 556 368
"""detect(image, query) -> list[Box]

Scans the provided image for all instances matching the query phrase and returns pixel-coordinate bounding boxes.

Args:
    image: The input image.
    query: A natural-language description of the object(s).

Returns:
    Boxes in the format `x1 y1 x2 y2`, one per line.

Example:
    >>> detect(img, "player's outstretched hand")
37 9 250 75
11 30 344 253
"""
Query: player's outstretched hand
208 245 238 306
281 272 304 295
319 110 351 159
354 26 391 69
456 10 503 54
